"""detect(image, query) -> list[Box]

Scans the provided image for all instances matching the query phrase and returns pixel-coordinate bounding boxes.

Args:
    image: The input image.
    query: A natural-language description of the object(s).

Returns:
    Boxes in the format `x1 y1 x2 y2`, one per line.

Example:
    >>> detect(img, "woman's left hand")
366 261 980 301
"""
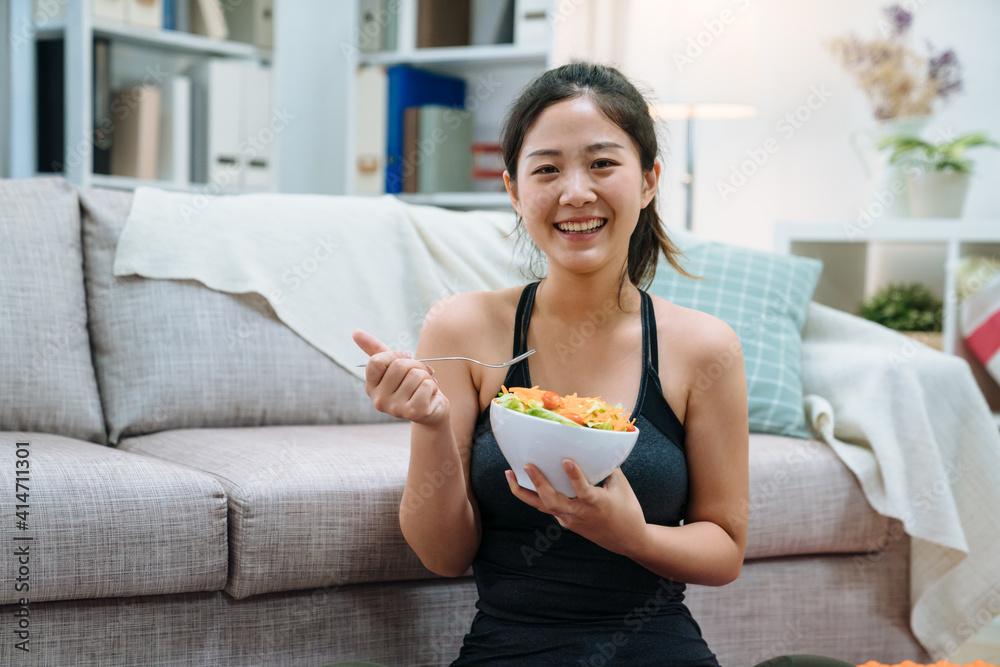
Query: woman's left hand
505 460 648 557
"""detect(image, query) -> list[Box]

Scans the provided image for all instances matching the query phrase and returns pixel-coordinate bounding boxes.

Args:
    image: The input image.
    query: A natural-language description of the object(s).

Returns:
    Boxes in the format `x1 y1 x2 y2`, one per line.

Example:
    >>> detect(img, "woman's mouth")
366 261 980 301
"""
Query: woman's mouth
554 218 607 234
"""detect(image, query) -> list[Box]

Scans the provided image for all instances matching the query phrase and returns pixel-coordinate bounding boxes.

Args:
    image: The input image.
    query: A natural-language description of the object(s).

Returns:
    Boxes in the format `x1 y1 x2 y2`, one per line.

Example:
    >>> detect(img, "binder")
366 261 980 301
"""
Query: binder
189 59 242 189
157 75 192 184
227 0 273 49
402 106 420 193
354 65 387 195
417 105 473 193
240 63 274 190
93 37 113 175
191 0 228 39
127 0 164 29
385 65 465 193
110 85 162 180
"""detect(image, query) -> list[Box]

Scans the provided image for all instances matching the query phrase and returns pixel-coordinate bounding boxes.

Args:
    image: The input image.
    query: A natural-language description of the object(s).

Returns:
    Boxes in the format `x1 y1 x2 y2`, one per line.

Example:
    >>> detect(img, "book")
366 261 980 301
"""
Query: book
417 105 473 193
191 0 228 40
156 75 192 184
163 0 175 30
110 85 162 180
36 39 64 173
401 106 420 193
417 0 470 48
384 65 465 193
175 0 190 32
514 0 551 46
93 38 113 175
358 0 384 54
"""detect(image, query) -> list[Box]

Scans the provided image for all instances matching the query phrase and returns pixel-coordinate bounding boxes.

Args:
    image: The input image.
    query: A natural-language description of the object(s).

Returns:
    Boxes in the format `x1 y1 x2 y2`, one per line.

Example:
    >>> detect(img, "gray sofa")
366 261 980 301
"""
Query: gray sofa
0 176 932 666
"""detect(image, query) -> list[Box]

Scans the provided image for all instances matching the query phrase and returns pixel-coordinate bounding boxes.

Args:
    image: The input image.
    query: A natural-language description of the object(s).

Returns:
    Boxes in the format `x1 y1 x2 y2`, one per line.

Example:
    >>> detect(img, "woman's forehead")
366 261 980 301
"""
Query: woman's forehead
521 97 632 153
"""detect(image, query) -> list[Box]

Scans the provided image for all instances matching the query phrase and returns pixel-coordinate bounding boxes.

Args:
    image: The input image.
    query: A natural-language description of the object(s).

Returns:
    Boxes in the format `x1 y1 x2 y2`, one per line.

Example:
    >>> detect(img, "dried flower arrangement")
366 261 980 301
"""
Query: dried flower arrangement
827 4 963 120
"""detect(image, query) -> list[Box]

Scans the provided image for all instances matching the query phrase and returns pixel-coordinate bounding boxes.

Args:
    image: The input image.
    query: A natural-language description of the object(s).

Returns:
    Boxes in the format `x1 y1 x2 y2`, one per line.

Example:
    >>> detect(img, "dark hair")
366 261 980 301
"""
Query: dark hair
500 61 696 298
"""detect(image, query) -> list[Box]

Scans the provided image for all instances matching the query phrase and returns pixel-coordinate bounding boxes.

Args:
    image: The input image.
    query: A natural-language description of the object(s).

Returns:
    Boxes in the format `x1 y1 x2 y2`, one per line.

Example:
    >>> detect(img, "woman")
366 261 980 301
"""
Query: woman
353 62 749 666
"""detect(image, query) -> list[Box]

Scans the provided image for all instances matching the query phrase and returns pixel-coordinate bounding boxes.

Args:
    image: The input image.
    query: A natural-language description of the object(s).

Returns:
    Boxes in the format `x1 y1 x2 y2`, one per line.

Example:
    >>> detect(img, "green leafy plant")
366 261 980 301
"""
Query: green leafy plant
877 131 999 174
858 282 943 332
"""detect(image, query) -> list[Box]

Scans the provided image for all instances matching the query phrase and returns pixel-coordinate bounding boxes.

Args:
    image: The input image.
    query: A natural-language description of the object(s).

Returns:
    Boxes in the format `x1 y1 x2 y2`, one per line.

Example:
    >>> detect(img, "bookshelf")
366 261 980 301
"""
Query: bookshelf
8 0 275 192
347 0 554 210
774 219 1000 424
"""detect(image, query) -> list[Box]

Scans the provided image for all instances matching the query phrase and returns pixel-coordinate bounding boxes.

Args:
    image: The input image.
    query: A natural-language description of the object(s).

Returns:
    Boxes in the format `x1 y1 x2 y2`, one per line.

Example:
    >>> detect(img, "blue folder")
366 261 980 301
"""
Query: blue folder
385 65 466 193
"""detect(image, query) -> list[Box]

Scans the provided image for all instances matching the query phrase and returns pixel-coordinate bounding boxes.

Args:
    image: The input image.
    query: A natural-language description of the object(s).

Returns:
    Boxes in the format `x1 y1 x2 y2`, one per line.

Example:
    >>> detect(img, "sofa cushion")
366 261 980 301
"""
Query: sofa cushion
78 186 398 444
119 425 893 599
649 235 823 439
743 434 897 560
0 431 227 604
0 177 106 443
118 423 428 599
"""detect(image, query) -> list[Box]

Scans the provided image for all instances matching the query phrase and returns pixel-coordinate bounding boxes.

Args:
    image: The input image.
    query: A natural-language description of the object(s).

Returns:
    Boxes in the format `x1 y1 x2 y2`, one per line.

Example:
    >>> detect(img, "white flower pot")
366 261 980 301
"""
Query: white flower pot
906 170 971 218
850 115 933 218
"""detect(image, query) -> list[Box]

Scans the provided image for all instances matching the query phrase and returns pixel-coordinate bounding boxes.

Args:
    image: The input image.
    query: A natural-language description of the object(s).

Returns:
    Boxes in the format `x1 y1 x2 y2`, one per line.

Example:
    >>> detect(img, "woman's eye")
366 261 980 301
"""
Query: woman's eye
532 165 557 175
592 159 616 169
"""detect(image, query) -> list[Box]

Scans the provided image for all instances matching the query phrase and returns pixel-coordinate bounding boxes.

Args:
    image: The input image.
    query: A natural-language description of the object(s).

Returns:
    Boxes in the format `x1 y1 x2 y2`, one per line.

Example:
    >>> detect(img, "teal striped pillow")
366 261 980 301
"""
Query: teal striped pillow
648 240 822 439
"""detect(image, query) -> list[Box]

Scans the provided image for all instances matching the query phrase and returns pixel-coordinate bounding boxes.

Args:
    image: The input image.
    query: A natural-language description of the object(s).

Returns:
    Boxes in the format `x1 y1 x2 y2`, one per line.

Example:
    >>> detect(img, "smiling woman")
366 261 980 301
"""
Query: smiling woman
354 62 750 666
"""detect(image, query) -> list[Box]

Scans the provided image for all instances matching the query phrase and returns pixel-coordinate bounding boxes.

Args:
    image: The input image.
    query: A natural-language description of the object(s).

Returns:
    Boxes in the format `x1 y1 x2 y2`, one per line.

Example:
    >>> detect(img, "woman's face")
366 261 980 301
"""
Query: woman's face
505 96 658 278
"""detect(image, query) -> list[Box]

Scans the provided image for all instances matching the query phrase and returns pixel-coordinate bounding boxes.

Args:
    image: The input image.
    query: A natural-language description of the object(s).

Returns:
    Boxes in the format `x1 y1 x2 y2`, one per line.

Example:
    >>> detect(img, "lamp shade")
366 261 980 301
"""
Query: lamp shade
618 0 759 120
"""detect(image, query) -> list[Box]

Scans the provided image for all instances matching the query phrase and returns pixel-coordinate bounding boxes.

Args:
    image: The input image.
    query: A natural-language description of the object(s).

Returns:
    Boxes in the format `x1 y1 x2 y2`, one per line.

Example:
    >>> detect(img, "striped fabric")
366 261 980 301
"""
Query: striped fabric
78 187 399 445
649 242 822 438
0 177 106 443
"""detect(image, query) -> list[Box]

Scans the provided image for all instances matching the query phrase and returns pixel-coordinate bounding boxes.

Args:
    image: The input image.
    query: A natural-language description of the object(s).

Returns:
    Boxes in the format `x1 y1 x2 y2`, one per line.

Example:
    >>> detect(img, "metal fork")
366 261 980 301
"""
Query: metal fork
357 349 535 368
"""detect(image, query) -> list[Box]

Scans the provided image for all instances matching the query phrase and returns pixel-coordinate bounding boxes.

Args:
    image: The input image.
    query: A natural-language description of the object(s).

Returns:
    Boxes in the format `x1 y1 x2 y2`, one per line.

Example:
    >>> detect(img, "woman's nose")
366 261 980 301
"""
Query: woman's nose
559 169 597 207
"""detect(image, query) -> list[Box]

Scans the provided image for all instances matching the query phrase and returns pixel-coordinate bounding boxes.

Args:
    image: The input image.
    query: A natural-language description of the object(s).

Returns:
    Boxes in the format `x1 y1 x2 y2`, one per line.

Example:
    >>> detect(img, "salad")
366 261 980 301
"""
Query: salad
494 385 636 432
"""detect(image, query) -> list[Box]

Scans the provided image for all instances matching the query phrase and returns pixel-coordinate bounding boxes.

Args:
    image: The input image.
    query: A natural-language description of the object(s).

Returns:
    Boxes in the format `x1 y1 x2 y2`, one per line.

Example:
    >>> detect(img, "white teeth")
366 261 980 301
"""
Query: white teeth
556 218 606 233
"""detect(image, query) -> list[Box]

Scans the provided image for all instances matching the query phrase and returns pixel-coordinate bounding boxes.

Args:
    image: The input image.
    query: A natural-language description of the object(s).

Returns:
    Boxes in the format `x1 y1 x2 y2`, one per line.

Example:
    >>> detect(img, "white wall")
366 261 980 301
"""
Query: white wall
273 0 355 194
653 0 1000 249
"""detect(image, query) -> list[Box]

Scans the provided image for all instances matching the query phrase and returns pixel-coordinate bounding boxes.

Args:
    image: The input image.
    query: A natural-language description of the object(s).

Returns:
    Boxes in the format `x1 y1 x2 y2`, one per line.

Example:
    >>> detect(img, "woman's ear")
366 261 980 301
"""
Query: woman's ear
503 170 521 216
641 160 661 209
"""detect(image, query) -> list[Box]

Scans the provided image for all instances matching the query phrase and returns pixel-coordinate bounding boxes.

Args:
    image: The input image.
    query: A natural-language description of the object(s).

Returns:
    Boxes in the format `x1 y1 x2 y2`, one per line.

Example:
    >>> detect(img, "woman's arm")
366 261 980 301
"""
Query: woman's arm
354 294 486 577
507 312 749 586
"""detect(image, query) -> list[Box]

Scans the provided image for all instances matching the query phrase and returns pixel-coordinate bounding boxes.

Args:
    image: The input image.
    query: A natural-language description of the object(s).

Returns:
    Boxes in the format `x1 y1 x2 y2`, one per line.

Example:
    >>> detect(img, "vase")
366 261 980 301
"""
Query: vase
849 115 933 219
906 170 970 218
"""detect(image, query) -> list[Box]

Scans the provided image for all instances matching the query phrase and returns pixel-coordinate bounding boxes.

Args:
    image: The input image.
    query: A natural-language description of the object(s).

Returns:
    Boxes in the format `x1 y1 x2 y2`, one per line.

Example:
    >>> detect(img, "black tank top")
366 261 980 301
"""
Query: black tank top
468 281 690 622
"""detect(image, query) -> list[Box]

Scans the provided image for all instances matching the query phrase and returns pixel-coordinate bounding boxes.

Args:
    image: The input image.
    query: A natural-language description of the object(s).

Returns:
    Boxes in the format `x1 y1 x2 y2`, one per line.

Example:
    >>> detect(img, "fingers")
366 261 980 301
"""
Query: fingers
352 329 392 357
561 459 594 500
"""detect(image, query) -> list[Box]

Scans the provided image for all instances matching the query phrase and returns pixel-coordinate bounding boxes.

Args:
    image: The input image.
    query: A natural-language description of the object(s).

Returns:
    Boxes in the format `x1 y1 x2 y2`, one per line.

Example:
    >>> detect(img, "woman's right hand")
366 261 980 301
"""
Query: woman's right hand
352 329 450 427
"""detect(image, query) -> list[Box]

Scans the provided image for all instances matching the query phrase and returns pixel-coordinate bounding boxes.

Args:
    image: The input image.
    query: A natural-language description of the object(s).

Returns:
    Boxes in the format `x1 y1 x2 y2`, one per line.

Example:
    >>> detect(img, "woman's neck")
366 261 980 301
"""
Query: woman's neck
533 266 641 328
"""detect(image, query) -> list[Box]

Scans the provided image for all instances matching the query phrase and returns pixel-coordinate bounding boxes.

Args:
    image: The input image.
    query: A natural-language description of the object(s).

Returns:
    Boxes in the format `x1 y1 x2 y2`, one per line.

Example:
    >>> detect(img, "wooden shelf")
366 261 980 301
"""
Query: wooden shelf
33 19 270 59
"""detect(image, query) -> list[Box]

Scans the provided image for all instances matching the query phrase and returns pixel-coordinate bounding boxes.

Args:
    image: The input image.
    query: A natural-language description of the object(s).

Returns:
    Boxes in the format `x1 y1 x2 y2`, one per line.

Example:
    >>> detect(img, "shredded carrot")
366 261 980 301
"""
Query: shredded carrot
498 385 636 432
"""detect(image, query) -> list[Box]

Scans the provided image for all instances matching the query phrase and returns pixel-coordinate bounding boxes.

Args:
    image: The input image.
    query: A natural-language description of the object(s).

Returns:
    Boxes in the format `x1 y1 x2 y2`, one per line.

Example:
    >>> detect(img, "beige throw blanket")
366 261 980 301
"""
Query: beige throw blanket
113 188 529 381
801 302 1000 659
114 188 1000 658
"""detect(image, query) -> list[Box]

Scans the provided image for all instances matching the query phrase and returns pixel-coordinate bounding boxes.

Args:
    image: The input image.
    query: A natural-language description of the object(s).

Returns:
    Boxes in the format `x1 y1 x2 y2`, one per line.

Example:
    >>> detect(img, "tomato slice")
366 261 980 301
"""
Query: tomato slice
541 391 562 410
563 413 585 426
626 423 636 432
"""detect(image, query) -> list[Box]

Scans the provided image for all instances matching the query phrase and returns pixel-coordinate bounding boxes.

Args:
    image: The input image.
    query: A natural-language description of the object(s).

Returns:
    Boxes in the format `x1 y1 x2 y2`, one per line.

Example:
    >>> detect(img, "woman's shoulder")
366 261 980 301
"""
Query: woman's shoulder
418 285 527 348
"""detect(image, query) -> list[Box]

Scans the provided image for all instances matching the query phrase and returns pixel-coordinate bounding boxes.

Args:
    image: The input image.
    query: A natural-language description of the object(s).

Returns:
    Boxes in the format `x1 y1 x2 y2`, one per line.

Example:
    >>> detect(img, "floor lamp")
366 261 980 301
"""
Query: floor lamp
617 0 759 232
653 104 756 231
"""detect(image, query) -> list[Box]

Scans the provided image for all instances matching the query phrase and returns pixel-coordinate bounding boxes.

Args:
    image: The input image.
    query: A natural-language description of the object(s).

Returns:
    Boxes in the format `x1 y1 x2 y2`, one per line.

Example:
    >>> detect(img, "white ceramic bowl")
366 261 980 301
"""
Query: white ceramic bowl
489 400 639 498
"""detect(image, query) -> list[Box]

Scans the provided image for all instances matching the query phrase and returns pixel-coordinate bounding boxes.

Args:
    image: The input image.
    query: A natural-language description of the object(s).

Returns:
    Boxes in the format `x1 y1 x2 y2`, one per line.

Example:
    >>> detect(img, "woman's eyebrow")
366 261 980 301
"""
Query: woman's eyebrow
525 142 626 159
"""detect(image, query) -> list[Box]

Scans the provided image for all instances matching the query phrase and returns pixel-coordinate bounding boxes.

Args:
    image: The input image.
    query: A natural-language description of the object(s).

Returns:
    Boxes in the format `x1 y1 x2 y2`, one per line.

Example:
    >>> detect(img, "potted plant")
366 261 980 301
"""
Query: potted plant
858 282 944 349
877 131 1000 217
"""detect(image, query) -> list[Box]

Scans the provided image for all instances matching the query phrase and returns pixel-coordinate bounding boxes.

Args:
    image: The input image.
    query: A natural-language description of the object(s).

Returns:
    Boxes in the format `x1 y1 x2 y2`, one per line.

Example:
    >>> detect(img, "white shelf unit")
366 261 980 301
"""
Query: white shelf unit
8 0 273 190
775 219 1000 420
347 0 553 209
